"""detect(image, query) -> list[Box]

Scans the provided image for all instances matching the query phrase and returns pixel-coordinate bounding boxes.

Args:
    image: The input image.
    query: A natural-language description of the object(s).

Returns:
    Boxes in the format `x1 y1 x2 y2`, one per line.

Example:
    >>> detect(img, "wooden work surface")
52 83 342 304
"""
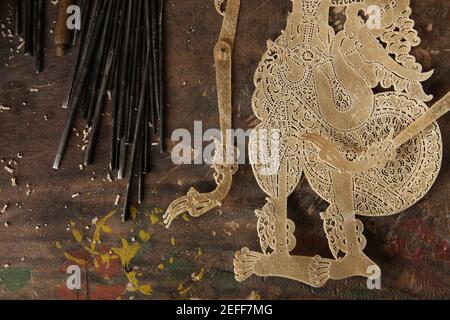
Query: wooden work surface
0 0 449 300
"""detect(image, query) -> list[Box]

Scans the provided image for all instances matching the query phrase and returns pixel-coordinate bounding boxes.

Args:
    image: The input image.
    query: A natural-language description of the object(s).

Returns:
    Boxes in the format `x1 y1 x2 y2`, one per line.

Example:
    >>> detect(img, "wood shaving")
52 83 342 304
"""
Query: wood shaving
114 194 121 206
0 105 11 111
4 165 14 174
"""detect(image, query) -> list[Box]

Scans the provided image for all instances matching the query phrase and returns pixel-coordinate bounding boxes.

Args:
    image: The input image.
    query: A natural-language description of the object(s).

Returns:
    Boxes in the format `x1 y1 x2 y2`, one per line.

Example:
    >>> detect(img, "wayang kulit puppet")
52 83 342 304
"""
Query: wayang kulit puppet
166 0 450 287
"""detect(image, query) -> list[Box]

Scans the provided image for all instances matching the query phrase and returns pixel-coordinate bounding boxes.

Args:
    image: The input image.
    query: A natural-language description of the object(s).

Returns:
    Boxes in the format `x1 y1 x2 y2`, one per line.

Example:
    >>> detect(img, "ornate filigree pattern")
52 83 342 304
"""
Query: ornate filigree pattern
234 0 449 287
321 206 367 259
256 199 277 254
301 92 442 217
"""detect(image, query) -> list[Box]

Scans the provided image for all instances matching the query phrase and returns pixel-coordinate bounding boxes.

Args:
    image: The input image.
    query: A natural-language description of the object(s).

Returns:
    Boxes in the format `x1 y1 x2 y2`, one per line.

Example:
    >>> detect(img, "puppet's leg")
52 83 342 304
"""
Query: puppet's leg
234 160 321 287
309 171 379 285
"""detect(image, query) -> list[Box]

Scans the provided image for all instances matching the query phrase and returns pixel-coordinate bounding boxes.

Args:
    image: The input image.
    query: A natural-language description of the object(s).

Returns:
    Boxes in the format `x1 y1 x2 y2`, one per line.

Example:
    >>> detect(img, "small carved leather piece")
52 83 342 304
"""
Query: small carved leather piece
164 0 240 228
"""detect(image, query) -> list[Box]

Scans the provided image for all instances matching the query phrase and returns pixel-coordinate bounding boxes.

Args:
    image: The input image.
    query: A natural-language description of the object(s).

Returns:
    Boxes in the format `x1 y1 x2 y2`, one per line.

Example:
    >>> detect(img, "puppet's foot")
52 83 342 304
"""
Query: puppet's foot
309 253 378 284
308 255 332 287
233 248 262 282
234 248 322 287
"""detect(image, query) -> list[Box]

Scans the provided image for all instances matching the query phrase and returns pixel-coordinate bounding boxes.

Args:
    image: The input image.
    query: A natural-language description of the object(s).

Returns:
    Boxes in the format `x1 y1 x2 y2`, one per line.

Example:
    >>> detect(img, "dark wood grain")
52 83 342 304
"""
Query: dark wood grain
0 0 449 300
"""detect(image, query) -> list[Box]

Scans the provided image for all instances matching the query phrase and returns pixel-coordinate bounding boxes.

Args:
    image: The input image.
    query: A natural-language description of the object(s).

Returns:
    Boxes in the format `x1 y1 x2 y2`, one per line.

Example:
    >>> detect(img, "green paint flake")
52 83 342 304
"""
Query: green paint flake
0 268 32 292
213 271 239 290
164 257 196 281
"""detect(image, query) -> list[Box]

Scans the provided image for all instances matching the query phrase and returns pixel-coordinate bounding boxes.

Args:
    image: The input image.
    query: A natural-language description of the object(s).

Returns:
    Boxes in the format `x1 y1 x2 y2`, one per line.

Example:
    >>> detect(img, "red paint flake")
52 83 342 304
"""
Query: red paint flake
94 255 122 279
90 284 126 300
55 285 88 300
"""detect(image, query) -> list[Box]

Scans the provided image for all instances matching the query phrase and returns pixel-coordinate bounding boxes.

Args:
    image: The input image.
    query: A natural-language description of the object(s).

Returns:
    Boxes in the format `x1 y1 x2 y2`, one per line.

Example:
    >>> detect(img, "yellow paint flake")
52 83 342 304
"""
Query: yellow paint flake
126 271 153 296
146 208 163 225
171 237 176 246
149 213 159 225
180 287 191 295
99 253 118 268
64 252 87 266
139 230 151 242
169 257 174 264
55 241 62 249
130 207 138 221
154 208 164 214
91 210 115 252
181 213 190 222
100 254 110 264
69 220 83 242
247 290 262 300
83 246 100 256
124 272 136 288
193 267 205 281
94 258 100 268
139 284 153 295
112 239 141 268
101 224 112 234
158 263 165 270
195 248 203 258
191 267 205 282
72 228 83 243
178 283 191 295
